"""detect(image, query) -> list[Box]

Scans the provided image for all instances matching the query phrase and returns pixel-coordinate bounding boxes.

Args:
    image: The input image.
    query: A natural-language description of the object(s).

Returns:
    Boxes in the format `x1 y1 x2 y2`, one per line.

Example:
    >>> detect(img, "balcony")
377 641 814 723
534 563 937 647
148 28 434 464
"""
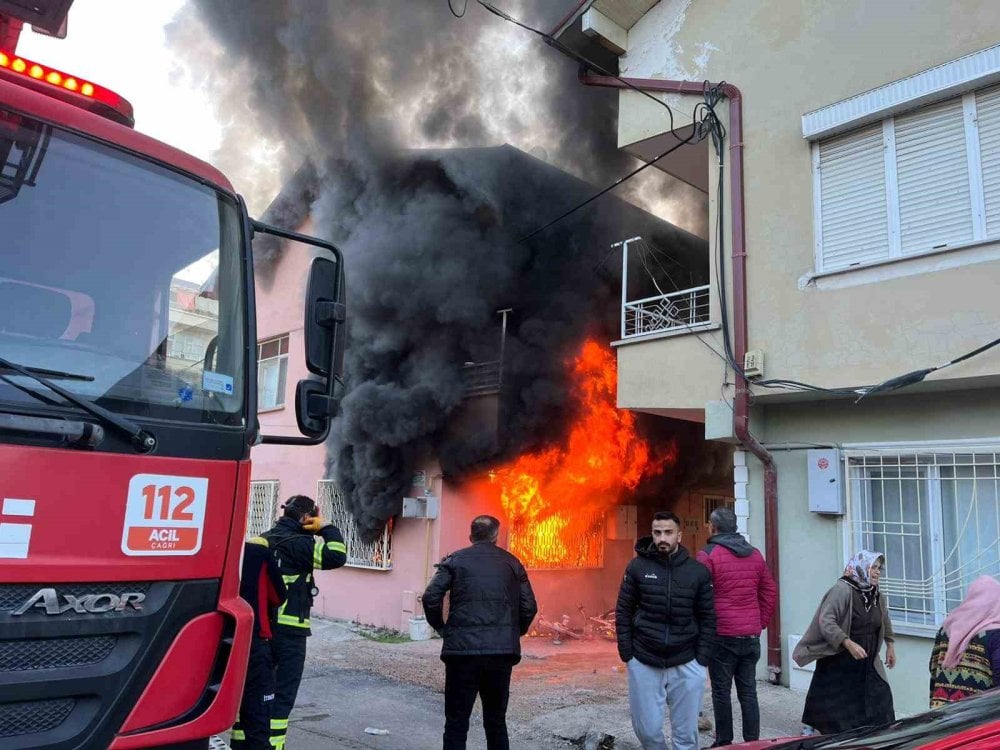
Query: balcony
621 284 710 339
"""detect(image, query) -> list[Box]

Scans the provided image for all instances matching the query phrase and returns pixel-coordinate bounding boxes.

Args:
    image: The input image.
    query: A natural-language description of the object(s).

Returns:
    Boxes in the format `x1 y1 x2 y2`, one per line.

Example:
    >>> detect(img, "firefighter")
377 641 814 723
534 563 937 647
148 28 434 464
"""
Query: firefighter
231 536 286 750
262 495 347 749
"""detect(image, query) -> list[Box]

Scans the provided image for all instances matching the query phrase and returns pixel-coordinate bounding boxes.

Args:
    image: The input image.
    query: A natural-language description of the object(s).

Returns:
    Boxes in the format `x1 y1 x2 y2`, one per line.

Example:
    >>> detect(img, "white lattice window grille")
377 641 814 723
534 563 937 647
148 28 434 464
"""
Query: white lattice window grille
317 480 391 571
257 335 288 410
703 495 735 525
508 510 605 571
845 444 1000 633
247 480 280 539
812 83 1000 273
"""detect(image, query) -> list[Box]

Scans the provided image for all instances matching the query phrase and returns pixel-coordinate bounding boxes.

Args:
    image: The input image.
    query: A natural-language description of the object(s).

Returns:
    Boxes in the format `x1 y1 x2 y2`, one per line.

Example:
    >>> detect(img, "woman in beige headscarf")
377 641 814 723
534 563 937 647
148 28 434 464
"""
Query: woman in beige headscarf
792 551 896 735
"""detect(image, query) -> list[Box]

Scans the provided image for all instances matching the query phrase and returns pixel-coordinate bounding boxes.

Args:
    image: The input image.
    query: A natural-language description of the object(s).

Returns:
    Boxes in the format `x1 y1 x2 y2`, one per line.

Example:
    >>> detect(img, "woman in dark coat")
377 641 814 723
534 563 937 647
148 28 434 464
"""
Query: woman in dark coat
792 550 896 735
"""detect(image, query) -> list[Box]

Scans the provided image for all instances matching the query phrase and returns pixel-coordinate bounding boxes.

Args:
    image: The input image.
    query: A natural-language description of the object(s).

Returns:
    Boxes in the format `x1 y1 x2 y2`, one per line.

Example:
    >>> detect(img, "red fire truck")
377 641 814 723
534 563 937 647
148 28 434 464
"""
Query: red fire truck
0 3 345 748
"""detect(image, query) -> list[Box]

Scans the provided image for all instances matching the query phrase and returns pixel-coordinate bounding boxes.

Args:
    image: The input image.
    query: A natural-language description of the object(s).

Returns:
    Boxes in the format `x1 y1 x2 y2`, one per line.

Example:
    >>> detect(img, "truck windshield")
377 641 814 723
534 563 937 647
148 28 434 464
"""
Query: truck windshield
0 107 245 428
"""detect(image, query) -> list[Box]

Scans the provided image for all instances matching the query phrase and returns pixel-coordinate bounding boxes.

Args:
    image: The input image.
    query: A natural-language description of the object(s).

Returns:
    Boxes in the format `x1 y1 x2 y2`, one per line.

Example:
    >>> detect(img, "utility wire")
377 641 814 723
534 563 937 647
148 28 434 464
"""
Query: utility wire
519 130 699 242
474 0 685 138
856 334 1000 402
448 0 469 17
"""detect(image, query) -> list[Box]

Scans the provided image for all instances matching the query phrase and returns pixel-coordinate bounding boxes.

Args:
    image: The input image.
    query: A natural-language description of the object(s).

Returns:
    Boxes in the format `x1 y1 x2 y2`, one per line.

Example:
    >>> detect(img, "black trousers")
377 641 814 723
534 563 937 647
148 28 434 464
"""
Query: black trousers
231 637 275 750
443 656 514 750
708 635 761 745
270 630 309 748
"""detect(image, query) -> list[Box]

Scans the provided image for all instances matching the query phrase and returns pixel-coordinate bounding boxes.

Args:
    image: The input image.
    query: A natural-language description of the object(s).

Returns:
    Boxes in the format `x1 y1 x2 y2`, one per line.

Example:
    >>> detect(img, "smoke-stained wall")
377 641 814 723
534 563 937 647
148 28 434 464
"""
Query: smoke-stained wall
176 1 710 539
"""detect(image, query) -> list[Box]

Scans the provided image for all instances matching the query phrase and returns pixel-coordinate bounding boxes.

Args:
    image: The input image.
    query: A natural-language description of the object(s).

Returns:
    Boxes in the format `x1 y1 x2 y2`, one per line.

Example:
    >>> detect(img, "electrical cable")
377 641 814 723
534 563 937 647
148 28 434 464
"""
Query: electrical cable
855 334 1000 402
518 130 699 242
473 0 687 139
698 82 875 398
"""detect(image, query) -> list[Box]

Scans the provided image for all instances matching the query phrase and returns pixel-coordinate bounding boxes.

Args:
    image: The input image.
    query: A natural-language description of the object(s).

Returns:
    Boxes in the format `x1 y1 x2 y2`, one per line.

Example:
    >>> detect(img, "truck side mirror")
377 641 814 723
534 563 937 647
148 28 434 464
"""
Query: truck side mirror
252 220 347 446
304 256 346 379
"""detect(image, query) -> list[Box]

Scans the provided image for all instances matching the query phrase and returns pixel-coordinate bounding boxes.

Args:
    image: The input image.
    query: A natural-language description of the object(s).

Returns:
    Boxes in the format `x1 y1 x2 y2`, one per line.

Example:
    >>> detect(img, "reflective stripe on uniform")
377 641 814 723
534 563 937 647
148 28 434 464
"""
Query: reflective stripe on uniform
326 540 347 553
270 718 289 730
276 610 310 628
275 573 309 628
269 737 285 750
313 539 324 568
230 728 245 741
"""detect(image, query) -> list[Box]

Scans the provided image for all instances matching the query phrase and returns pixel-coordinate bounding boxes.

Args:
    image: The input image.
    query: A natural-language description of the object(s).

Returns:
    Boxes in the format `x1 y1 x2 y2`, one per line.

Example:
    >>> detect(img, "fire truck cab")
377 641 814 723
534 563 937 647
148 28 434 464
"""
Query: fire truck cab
0 3 344 748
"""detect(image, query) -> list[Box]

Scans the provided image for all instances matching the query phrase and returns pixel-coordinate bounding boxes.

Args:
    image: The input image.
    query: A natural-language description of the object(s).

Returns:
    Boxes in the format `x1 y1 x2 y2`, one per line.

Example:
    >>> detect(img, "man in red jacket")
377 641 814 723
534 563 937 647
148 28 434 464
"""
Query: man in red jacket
696 507 777 748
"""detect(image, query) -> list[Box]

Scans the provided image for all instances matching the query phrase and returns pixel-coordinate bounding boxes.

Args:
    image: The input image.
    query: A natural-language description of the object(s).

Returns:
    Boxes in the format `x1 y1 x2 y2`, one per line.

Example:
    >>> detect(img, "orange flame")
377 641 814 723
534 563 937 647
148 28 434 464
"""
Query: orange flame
478 339 674 568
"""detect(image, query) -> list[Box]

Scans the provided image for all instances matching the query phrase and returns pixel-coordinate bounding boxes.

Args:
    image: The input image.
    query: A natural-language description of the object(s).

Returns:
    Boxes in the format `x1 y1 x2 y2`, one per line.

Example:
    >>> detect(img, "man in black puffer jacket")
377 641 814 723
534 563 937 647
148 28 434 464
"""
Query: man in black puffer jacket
616 510 716 750
423 515 537 750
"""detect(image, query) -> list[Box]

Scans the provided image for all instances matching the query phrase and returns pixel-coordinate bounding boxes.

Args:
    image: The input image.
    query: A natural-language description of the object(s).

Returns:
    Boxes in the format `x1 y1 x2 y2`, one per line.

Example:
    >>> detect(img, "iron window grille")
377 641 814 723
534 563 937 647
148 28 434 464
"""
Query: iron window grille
508 510 606 571
247 480 280 539
257 335 289 410
845 443 1000 632
703 495 735 525
317 480 391 571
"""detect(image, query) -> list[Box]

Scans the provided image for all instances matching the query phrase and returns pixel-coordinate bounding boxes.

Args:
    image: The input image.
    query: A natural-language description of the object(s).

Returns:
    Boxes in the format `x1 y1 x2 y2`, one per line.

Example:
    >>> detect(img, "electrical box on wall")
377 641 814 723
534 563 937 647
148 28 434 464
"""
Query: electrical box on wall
807 449 844 514
608 505 637 540
743 350 764 378
401 495 440 519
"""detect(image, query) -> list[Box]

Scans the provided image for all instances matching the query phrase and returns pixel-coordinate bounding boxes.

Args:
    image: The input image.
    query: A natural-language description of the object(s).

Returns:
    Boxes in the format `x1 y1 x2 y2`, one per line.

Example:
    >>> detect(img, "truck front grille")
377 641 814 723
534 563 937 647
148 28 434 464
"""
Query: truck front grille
0 636 117 671
0 698 75 737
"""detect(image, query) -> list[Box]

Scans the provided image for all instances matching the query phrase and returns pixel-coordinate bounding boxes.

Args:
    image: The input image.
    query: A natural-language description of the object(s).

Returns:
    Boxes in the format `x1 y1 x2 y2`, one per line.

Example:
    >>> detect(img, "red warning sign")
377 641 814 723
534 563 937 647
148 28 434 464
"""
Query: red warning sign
817 458 830 470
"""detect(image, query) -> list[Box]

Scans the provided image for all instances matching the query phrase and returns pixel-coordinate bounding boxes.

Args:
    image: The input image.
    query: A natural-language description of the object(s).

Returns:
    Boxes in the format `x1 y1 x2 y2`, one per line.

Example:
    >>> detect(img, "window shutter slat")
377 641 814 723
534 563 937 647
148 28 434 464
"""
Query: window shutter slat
818 125 890 271
977 85 1000 238
895 99 973 254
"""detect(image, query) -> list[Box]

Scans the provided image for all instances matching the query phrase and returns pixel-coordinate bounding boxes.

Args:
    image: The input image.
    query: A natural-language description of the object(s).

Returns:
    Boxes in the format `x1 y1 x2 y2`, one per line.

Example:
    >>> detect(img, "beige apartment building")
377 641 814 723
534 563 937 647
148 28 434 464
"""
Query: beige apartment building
554 0 1000 715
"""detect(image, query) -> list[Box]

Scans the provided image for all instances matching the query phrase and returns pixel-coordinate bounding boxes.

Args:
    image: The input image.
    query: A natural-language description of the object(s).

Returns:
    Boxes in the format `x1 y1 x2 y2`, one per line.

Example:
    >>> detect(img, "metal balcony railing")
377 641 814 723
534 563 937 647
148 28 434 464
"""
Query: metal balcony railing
621 284 711 339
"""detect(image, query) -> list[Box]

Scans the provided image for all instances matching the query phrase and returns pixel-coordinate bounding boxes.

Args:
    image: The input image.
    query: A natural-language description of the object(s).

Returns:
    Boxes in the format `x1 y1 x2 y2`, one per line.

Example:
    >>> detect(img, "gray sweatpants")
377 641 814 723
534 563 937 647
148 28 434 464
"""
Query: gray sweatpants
627 657 706 750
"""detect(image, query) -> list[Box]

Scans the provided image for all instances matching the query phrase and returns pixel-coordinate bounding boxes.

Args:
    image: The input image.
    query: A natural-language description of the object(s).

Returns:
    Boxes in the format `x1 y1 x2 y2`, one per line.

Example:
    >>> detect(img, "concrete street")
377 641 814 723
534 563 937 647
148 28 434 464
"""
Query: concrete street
237 618 807 749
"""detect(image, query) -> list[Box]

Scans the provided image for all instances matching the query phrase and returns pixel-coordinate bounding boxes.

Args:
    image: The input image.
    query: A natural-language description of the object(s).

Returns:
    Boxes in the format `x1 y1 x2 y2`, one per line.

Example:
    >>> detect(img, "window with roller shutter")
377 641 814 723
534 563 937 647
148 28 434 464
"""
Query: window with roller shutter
812 82 1000 274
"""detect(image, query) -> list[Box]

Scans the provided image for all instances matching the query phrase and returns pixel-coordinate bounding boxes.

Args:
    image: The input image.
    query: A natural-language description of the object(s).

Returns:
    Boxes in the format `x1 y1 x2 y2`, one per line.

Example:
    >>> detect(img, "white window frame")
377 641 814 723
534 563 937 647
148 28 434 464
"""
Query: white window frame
257 335 289 412
843 438 1000 637
812 84 1000 275
317 479 392 571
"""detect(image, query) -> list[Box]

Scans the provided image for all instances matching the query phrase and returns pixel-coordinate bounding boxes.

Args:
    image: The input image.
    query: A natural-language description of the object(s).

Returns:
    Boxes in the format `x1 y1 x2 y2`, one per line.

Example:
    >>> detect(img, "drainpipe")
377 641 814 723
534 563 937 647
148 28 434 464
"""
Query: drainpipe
580 73 782 683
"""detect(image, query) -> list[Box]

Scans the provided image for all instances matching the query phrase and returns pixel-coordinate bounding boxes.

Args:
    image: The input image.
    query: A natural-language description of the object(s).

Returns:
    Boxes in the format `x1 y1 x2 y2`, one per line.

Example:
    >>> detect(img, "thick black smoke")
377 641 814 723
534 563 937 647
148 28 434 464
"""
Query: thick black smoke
176 1 708 538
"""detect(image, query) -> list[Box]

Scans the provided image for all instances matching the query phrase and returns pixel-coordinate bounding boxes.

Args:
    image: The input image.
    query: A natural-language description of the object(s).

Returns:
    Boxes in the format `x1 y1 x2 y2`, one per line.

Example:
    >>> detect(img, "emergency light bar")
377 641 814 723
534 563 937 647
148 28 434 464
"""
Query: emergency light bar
0 49 134 127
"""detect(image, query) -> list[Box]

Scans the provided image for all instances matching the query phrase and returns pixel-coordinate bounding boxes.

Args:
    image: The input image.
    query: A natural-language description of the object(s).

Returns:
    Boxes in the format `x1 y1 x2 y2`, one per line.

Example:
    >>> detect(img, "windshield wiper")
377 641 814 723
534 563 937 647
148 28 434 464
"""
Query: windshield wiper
0 363 94 381
0 356 155 452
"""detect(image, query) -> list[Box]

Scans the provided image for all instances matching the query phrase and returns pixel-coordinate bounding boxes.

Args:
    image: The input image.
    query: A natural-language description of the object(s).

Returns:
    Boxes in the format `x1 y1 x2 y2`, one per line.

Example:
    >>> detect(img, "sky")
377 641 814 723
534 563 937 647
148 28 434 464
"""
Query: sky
15 1 221 166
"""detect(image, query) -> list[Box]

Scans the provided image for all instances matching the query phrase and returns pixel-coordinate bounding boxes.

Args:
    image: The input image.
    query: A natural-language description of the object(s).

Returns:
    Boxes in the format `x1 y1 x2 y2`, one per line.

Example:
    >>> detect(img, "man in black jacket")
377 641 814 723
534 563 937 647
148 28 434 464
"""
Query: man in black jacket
616 511 716 750
422 515 537 750
262 495 347 750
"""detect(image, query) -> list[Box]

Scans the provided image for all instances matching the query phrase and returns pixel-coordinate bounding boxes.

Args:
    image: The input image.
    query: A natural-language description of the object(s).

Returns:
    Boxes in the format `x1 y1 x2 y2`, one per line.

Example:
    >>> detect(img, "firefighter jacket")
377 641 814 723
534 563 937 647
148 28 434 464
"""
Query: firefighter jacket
615 538 716 668
240 536 287 639
262 516 347 636
422 540 537 663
